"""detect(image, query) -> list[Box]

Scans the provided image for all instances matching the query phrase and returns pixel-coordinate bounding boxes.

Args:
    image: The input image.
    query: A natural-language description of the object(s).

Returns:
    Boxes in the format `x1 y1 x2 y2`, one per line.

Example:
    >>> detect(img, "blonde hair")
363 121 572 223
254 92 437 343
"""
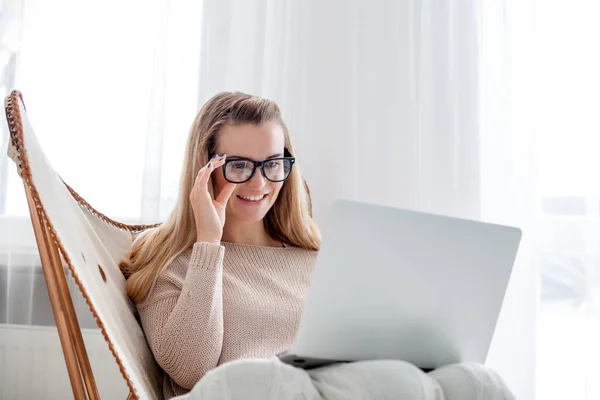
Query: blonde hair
119 91 321 303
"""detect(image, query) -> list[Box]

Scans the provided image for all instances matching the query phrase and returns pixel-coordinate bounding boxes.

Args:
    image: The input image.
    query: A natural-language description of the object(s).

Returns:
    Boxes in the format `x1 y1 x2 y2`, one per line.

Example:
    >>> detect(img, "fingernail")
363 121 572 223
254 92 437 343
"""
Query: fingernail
211 154 216 159
207 163 211 167
219 153 225 157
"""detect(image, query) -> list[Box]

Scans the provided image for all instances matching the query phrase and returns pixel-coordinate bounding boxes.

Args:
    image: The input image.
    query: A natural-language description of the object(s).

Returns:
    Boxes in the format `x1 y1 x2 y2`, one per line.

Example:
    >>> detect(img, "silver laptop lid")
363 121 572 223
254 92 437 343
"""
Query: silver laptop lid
290 199 522 369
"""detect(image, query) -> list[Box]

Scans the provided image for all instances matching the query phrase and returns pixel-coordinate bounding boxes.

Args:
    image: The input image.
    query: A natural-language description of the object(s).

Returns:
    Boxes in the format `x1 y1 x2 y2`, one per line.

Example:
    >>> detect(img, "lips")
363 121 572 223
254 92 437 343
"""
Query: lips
236 194 268 202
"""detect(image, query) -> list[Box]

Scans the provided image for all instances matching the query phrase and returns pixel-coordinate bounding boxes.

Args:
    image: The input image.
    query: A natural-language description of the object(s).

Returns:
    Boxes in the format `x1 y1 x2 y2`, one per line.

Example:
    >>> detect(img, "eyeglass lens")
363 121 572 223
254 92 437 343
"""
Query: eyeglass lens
224 159 291 183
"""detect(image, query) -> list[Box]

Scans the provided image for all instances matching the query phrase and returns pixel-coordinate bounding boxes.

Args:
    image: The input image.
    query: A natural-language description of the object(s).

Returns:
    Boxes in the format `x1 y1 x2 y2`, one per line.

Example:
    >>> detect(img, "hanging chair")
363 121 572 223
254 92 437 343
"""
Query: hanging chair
4 90 163 399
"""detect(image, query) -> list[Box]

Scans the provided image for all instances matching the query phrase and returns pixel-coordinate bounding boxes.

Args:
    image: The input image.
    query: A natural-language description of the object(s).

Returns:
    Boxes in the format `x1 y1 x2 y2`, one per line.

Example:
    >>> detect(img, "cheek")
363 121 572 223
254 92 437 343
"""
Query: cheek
269 182 284 201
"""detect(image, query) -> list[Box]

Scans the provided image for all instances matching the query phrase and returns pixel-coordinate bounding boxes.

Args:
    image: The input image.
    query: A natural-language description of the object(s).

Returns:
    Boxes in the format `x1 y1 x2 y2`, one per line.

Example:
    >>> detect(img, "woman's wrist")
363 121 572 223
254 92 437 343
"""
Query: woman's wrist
195 234 220 245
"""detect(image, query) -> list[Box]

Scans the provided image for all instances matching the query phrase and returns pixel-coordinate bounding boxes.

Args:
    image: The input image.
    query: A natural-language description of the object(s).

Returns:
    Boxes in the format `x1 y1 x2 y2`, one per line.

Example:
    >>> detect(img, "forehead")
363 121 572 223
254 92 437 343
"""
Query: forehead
217 122 285 159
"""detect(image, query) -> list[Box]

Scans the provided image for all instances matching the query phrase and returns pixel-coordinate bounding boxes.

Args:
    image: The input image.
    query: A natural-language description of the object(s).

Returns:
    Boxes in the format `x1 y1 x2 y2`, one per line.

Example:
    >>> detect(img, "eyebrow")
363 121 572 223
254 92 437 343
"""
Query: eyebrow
227 153 283 160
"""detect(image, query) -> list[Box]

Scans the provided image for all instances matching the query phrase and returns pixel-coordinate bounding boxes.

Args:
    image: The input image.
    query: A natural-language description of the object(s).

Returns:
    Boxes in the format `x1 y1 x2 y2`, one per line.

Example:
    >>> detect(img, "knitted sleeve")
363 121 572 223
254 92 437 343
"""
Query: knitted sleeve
137 242 225 389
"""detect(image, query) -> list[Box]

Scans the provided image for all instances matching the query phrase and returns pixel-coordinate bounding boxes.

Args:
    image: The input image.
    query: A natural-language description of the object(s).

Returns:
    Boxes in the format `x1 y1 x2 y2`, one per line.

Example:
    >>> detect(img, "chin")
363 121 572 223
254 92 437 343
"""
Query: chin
234 212 268 223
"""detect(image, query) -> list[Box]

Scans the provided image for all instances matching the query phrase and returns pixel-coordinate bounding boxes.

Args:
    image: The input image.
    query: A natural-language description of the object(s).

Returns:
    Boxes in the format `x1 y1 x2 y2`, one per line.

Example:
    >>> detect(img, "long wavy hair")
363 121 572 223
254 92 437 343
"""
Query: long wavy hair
119 91 321 303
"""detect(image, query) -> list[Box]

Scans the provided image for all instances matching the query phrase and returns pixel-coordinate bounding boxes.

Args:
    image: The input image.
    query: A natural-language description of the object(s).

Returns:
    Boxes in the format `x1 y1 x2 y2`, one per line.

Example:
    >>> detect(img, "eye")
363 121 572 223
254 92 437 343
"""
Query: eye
265 160 281 169
231 161 248 169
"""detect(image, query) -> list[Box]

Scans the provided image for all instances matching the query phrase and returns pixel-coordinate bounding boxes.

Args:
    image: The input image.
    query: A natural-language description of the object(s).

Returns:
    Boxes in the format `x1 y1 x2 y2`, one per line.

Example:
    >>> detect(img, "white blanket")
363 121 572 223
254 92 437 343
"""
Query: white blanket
174 358 515 400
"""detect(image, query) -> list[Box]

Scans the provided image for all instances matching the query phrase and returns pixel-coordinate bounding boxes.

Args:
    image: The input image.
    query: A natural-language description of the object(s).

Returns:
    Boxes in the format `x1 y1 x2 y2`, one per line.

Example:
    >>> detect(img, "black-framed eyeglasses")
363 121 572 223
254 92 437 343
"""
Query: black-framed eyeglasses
221 153 296 184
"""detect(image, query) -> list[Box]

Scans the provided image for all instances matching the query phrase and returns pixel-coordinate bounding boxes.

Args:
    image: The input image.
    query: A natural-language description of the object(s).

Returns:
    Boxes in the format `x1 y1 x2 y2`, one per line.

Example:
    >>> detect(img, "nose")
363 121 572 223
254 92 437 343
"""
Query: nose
246 168 267 189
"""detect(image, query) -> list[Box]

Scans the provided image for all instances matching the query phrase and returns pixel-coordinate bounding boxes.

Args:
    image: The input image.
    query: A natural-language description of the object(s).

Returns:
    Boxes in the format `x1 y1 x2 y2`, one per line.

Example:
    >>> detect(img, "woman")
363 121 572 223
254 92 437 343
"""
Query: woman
121 91 515 400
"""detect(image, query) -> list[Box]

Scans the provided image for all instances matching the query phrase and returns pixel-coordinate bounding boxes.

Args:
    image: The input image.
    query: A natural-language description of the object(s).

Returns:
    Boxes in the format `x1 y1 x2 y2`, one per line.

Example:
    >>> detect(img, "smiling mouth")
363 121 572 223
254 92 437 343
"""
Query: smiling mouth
236 194 268 202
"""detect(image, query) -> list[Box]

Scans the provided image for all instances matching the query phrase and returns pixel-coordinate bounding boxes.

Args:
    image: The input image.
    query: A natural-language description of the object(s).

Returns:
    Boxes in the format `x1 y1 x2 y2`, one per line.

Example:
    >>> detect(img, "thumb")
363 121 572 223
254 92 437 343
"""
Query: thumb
215 183 236 206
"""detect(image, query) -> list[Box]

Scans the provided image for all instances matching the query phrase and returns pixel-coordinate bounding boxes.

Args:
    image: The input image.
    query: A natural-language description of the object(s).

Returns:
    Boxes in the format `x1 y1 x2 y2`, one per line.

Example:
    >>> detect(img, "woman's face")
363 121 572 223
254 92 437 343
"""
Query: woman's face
212 121 286 224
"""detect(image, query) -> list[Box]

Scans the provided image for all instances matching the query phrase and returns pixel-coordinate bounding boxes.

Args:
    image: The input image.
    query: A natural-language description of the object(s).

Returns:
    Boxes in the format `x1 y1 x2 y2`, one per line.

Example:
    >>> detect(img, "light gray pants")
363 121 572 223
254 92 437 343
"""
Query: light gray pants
179 357 516 400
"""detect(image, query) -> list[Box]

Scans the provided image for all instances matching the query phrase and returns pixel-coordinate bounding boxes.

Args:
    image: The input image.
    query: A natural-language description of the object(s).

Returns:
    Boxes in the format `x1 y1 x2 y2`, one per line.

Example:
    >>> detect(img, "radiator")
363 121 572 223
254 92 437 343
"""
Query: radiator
0 324 129 400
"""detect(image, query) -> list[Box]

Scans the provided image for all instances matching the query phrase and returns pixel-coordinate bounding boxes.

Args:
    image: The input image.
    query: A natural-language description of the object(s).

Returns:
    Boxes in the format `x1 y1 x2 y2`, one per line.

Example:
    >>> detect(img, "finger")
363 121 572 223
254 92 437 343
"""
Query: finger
212 153 227 168
193 154 226 193
199 154 227 186
194 162 210 183
198 162 215 186
191 168 206 196
207 176 216 200
215 182 236 206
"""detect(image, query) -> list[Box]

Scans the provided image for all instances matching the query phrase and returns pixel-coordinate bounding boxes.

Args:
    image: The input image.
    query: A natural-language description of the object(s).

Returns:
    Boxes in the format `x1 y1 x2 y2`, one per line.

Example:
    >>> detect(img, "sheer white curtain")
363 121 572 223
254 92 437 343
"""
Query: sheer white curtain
197 3 534 396
532 2 600 400
2 0 599 399
0 0 203 324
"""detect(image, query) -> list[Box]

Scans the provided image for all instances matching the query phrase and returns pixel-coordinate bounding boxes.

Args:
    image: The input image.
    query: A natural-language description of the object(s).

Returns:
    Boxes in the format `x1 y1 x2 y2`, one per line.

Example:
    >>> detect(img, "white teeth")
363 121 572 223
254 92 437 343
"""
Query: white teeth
238 194 266 202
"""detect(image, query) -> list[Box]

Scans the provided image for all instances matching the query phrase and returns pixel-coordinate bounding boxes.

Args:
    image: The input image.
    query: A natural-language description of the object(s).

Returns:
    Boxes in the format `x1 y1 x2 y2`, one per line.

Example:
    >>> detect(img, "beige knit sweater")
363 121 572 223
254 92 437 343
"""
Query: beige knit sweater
136 241 317 399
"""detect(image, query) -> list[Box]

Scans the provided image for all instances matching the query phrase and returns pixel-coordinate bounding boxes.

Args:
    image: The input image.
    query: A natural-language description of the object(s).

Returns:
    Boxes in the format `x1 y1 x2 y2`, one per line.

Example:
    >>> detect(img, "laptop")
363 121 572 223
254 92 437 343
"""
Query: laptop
279 199 522 370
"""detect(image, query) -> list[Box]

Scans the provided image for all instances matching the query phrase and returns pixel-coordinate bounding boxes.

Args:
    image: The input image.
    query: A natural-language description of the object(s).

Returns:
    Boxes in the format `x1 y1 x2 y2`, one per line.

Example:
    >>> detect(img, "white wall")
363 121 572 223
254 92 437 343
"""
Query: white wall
0 324 128 400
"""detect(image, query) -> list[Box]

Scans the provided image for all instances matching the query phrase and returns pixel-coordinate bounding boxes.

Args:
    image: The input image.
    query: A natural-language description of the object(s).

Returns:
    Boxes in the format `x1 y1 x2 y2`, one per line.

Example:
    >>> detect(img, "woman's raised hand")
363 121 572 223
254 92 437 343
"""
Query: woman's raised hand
190 155 236 244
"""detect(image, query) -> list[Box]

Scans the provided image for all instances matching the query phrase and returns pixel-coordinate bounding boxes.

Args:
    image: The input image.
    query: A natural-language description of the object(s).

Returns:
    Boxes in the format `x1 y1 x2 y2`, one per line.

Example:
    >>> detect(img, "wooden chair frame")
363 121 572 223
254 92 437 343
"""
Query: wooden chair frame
5 90 160 399
24 181 102 399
